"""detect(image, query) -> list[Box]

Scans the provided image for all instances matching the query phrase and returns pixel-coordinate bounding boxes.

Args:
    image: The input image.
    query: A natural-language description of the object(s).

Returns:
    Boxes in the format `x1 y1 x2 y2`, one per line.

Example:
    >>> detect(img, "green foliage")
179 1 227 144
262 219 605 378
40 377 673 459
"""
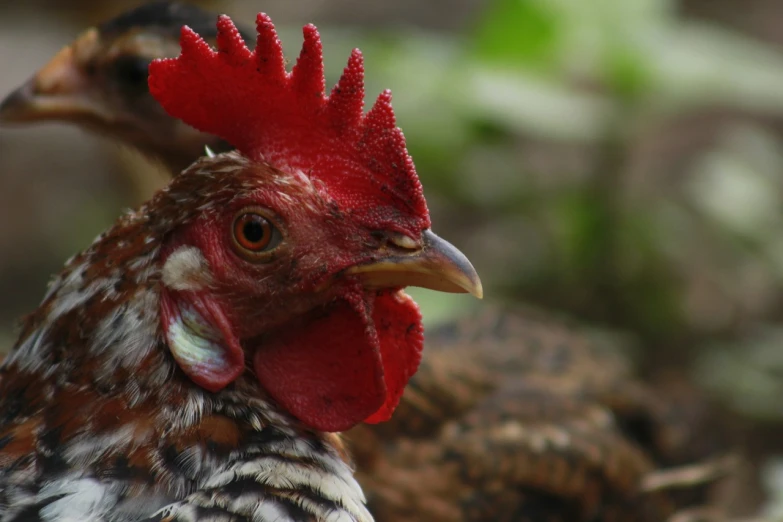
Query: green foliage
473 0 560 71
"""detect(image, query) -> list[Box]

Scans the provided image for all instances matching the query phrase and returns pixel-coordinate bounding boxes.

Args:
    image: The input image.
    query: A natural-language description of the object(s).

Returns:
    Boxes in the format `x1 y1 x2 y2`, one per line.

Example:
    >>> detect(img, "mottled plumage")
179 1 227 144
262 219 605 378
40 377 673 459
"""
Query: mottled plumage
0 156 371 522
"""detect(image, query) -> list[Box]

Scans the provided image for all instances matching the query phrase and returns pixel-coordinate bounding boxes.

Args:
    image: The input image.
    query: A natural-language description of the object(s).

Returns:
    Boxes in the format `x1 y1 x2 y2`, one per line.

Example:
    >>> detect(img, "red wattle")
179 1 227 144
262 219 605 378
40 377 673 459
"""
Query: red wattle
254 296 385 432
364 291 423 424
253 290 423 432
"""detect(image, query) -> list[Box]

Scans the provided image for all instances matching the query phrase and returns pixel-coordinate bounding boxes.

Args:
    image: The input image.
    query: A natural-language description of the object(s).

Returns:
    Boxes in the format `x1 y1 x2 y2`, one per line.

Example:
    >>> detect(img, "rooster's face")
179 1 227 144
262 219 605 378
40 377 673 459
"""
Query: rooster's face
157 154 481 433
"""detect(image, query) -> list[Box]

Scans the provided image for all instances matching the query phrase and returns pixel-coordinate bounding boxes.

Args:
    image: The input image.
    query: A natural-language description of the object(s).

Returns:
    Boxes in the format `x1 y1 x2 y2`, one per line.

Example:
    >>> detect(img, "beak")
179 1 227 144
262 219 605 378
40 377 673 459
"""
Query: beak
346 229 483 299
0 38 107 124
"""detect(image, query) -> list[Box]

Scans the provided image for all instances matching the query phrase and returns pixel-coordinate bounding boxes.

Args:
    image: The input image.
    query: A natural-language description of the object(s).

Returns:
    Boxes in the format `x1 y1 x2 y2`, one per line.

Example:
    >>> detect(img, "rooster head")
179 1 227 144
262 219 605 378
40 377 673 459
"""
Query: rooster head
148 13 482 432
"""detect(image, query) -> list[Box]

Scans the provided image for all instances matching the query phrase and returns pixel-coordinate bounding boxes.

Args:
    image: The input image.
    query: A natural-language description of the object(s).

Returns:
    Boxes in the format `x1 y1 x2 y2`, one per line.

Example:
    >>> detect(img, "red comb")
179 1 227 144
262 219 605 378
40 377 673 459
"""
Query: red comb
148 13 430 234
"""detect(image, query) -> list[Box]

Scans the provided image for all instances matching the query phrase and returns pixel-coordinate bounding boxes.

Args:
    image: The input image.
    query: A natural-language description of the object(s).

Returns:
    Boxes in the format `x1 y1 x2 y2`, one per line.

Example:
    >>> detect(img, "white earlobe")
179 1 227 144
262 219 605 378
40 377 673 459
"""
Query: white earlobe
167 302 227 372
162 246 212 292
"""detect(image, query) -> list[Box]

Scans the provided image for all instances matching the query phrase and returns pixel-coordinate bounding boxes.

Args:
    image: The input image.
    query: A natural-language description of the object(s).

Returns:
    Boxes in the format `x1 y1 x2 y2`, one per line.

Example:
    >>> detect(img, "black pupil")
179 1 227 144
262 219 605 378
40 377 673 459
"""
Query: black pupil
243 218 267 244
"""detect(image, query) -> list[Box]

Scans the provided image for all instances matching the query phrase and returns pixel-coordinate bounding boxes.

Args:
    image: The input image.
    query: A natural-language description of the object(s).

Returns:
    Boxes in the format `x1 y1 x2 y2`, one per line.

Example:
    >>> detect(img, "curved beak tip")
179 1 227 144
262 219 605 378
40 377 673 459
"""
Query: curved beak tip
447 261 483 299
421 229 483 299
471 279 485 300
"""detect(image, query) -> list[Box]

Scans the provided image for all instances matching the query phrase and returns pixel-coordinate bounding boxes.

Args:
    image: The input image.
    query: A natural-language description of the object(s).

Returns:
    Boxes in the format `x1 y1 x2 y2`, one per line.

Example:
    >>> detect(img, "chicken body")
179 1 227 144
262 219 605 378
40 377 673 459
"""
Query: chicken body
353 308 726 521
0 157 369 522
0 3 730 521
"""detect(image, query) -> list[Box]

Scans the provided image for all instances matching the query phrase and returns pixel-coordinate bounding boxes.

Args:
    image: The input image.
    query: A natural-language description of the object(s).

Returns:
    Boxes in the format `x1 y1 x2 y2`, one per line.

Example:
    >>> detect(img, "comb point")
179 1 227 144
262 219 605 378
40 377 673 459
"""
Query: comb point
290 23 325 99
254 12 286 82
328 49 365 128
216 15 251 64
365 89 396 132
179 25 213 59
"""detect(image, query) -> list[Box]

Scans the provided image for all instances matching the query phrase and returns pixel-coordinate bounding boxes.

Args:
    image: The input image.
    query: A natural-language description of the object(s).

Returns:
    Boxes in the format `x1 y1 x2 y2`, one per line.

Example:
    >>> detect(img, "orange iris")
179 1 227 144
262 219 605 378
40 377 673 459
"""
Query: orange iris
233 212 273 253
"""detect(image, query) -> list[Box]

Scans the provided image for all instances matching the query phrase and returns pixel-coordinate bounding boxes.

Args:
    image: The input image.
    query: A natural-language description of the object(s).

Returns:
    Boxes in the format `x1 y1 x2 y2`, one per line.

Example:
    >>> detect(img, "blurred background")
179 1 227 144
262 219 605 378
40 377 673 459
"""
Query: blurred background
4 0 783 516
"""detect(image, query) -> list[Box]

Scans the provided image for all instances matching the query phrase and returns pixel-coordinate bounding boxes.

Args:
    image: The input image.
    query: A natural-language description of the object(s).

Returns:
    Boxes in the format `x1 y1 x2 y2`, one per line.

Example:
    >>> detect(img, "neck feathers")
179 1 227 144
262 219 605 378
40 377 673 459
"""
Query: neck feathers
0 173 372 522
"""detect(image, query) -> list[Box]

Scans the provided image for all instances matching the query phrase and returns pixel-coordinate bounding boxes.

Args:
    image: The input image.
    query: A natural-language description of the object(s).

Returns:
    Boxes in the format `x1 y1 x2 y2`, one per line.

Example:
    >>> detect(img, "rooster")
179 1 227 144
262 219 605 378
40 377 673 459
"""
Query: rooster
0 3 733 521
0 12 482 521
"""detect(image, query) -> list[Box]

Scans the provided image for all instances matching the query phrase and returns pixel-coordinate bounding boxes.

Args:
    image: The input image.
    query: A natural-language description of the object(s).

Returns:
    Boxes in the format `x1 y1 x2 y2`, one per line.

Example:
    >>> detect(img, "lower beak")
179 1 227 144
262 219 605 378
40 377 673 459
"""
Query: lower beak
346 229 483 299
0 44 107 124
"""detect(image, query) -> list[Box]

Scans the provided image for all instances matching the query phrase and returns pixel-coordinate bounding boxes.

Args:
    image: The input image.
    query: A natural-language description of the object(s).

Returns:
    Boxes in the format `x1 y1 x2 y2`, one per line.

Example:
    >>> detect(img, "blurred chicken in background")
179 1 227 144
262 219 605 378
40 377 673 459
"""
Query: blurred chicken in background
0 1 242 186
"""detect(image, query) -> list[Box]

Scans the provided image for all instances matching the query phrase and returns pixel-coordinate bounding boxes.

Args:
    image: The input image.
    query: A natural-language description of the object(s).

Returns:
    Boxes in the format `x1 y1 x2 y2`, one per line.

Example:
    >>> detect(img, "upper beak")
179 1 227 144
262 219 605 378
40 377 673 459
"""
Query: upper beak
0 39 107 124
346 229 483 299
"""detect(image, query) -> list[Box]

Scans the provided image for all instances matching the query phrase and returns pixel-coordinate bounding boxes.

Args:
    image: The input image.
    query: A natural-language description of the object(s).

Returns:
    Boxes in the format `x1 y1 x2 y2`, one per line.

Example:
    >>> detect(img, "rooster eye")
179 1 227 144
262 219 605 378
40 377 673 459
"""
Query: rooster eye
231 210 281 259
